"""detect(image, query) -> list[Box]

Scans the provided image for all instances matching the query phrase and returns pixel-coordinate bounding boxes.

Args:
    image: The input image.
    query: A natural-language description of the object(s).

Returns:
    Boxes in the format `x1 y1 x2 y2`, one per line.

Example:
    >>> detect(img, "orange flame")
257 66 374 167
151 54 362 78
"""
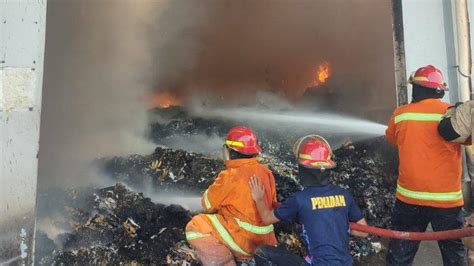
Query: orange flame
314 62 330 86
148 90 181 109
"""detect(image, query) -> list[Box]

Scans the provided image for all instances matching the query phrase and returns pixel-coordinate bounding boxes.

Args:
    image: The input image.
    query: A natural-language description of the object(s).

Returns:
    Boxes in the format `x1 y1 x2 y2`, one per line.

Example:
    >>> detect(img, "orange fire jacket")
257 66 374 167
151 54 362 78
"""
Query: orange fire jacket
386 98 463 208
201 157 277 257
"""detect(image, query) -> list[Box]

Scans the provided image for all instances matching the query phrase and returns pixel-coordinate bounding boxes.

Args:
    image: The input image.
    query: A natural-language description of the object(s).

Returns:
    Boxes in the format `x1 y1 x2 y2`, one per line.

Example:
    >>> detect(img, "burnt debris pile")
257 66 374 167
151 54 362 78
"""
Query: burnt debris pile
148 107 397 225
331 137 398 227
36 107 397 264
38 184 196 265
149 107 298 161
99 148 225 193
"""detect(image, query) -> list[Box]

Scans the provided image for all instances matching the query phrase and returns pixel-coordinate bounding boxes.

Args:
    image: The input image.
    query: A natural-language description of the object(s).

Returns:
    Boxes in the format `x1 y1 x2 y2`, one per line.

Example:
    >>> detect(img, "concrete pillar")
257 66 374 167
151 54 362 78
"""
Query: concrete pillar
0 0 47 264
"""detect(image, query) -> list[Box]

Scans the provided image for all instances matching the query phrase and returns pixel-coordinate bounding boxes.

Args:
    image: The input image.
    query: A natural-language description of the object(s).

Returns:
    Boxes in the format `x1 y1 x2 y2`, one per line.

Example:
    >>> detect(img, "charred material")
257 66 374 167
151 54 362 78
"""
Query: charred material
36 108 398 264
98 148 225 193
38 184 193 265
331 137 398 227
149 108 397 225
149 107 300 161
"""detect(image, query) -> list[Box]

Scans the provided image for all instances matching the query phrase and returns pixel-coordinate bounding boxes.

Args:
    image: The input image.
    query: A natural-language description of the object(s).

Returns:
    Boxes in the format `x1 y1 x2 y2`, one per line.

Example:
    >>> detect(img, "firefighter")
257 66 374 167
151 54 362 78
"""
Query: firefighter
185 126 277 265
249 135 368 265
385 65 467 265
438 101 473 265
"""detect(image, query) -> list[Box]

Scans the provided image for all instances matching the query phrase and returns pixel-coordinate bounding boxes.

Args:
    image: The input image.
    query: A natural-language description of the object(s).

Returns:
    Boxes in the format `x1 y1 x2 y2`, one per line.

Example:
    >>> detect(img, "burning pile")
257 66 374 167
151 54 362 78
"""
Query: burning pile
36 107 397 264
313 62 331 87
147 91 182 109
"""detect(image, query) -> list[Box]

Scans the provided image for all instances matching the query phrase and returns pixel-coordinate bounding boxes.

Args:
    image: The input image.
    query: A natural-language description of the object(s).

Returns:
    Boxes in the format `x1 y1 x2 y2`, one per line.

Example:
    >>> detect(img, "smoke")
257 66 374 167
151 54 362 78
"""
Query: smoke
146 190 203 212
150 0 396 116
112 176 204 212
36 217 68 246
38 0 396 188
38 1 162 188
0 256 21 265
151 194 202 212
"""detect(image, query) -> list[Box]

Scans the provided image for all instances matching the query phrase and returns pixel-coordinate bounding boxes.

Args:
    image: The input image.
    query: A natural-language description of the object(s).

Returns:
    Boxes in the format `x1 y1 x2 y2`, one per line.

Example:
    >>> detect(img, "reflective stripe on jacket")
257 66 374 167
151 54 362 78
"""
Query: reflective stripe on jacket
386 98 463 208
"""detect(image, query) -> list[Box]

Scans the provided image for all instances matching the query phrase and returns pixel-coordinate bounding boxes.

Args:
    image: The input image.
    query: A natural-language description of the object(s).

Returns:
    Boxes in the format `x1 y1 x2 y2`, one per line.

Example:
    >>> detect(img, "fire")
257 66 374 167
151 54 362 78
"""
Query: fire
148 90 181 109
314 62 330 86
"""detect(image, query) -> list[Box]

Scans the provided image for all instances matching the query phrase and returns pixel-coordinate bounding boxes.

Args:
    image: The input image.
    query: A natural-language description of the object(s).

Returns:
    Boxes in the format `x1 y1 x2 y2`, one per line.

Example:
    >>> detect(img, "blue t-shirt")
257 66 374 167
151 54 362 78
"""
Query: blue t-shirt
274 184 363 266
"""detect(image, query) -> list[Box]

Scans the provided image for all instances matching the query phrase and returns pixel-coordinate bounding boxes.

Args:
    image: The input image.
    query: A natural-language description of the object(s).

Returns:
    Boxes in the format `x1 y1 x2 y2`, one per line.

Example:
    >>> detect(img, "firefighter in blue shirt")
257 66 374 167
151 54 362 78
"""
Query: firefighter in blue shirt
249 135 368 265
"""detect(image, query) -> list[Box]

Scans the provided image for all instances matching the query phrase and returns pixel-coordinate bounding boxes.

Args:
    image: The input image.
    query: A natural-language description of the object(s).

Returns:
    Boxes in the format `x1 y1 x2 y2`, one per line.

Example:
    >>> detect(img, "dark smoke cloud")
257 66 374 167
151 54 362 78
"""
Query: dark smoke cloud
38 0 396 188
150 0 397 113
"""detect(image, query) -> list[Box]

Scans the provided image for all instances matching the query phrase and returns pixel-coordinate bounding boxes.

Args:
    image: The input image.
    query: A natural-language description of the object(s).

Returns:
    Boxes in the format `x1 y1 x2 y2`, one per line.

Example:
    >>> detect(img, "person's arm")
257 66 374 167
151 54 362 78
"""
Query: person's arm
385 114 397 146
249 175 280 224
438 101 472 144
201 171 230 213
438 116 462 141
350 218 368 238
347 193 368 238
267 171 279 209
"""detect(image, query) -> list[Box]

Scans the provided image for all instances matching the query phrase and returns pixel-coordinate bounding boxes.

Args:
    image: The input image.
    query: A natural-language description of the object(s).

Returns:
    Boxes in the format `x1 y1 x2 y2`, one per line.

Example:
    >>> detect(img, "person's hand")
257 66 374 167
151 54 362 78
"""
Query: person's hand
249 175 265 201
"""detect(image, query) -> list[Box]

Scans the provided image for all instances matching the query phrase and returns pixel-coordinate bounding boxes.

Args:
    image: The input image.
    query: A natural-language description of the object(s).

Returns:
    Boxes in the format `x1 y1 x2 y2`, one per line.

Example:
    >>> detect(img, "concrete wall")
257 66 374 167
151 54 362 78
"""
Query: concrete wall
402 0 474 103
0 0 47 264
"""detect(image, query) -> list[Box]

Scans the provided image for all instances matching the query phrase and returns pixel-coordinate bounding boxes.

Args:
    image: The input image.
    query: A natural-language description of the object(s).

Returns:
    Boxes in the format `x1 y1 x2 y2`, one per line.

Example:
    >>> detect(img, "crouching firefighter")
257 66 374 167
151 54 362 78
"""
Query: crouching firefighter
185 126 278 265
249 135 368 266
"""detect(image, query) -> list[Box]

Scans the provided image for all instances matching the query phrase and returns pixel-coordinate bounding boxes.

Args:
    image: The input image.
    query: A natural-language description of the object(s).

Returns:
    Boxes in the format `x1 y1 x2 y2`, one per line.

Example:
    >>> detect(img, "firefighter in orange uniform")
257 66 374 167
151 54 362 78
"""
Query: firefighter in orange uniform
385 65 467 265
185 126 277 265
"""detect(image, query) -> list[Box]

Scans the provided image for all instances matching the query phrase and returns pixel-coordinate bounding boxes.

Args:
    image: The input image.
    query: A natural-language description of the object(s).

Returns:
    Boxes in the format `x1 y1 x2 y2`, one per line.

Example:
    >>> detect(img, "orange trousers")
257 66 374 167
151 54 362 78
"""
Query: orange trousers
186 214 237 265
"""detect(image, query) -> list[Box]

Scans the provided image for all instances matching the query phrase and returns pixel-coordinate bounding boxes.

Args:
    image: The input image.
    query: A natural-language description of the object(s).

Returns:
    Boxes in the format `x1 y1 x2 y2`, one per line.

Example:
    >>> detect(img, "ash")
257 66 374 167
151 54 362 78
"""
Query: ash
36 107 398 264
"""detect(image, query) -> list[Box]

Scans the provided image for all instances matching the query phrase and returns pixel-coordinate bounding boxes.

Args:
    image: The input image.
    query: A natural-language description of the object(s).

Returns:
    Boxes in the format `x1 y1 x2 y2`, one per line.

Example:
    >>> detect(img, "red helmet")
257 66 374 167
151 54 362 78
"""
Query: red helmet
409 65 448 90
293 135 336 169
225 126 262 155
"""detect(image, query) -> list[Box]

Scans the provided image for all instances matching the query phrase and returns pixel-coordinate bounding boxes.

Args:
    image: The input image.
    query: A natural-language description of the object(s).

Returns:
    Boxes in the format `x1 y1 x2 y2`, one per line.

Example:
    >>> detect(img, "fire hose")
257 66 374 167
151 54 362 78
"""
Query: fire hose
350 223 474 241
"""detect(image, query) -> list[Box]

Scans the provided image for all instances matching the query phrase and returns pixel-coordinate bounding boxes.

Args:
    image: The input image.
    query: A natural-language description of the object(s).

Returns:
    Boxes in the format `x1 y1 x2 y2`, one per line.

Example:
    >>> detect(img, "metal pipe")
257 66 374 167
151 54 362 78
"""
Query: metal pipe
453 0 473 213
453 0 472 102
391 0 408 106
